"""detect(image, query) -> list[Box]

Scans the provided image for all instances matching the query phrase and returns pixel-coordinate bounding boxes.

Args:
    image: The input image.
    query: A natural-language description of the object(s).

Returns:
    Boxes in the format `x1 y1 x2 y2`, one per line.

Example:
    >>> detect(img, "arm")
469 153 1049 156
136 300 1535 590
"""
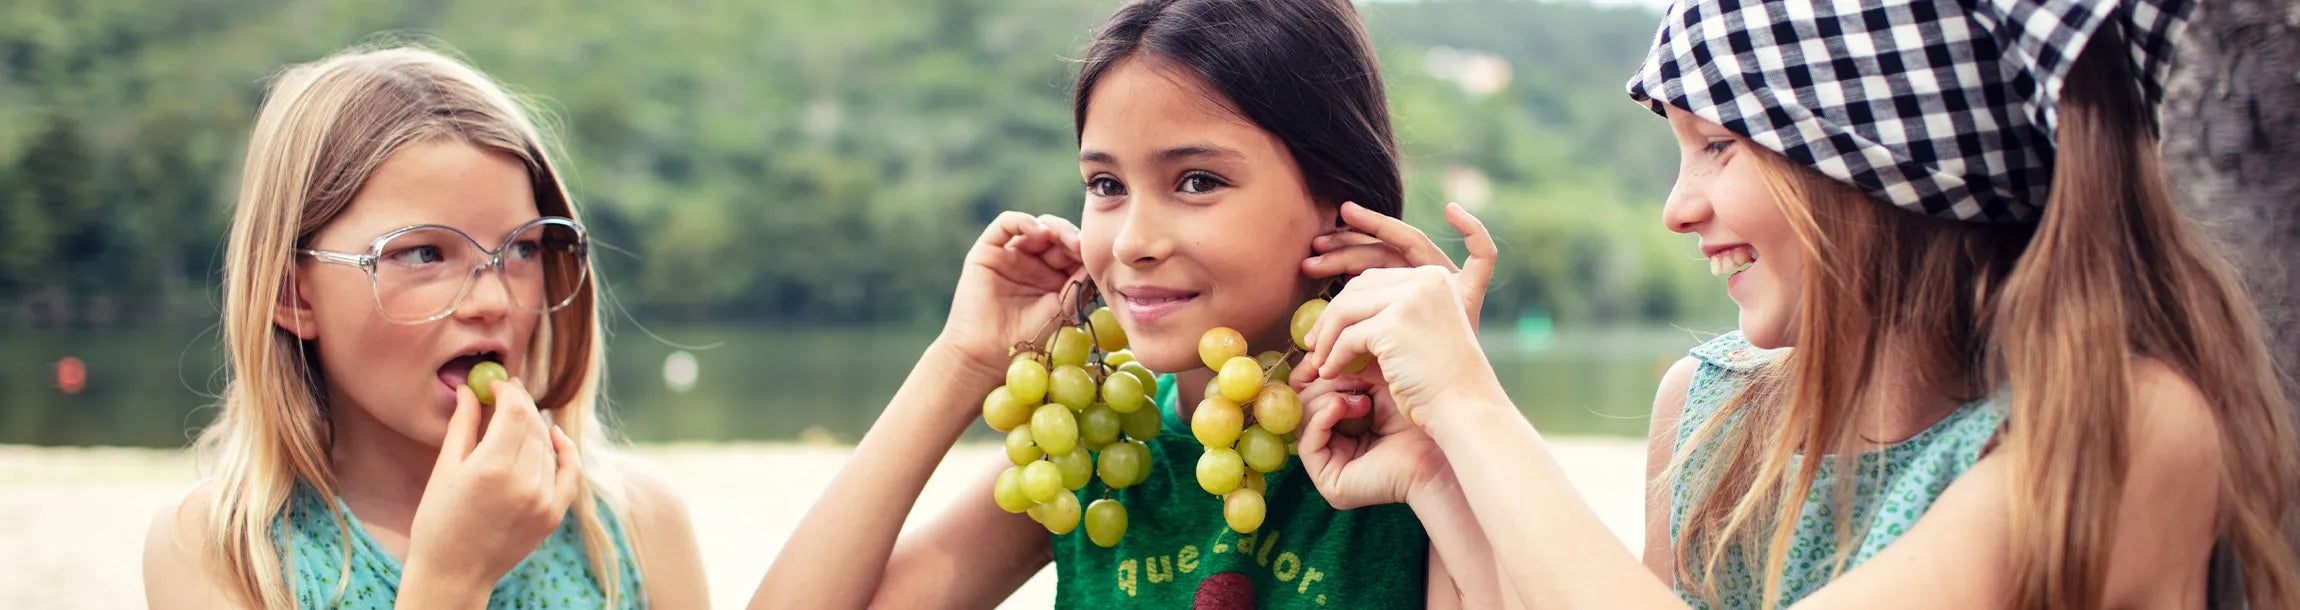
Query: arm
1643 358 1697 582
619 459 710 609
870 456 1055 608
1413 470 1523 609
748 342 1037 608
1421 358 2225 609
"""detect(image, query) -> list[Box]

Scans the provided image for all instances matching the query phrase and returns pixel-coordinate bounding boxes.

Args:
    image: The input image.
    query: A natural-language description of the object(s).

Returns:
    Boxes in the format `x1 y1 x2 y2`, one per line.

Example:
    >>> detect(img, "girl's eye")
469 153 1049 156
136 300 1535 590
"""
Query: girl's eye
1703 139 1735 156
1086 176 1126 198
384 245 444 266
1178 171 1226 194
506 240 541 260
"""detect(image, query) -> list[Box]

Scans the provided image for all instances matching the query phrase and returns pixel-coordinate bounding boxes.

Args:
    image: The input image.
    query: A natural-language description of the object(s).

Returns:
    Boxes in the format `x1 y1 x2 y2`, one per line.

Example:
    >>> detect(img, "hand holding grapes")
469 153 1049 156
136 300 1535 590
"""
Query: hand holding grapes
1297 205 1502 429
939 212 1087 383
1290 374 1452 510
402 372 582 598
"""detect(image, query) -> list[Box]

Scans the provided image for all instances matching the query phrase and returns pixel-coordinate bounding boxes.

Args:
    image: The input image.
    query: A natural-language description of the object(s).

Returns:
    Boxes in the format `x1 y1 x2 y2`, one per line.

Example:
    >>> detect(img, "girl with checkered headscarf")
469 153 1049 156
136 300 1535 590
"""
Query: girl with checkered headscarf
1285 1 2300 608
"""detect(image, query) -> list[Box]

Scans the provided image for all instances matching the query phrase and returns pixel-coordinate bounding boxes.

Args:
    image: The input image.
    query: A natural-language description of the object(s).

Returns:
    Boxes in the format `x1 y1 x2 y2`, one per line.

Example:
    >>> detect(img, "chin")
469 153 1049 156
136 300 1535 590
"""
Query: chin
1128 334 1202 375
1738 310 1792 349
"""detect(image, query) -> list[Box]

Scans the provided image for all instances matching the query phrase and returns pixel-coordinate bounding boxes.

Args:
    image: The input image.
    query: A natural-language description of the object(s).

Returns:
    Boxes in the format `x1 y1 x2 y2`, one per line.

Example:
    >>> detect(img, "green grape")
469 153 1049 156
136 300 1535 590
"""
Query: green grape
1007 356 1050 404
1022 460 1063 504
1191 396 1245 448
982 385 1032 432
1052 447 1093 490
993 467 1033 513
1216 356 1262 403
1097 440 1149 488
1080 403 1122 447
1202 379 1222 401
1245 469 1268 494
1290 299 1327 351
1223 488 1266 533
1252 383 1303 435
1104 349 1137 369
1343 354 1371 374
1005 426 1042 466
1255 351 1292 384
1051 326 1093 368
1197 447 1245 495
1031 404 1080 456
1102 372 1148 414
1026 500 1049 524
1085 499 1128 548
1117 362 1158 396
1041 491 1082 535
1283 431 1298 456
1048 364 1096 411
467 360 509 405
1121 404 1164 440
1198 327 1248 370
1238 426 1287 473
1088 307 1128 352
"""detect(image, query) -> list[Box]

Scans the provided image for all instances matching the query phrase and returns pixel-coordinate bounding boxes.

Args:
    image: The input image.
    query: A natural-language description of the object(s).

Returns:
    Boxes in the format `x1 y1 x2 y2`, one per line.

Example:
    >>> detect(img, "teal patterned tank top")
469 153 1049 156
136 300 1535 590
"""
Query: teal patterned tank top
273 484 645 609
1666 332 2004 609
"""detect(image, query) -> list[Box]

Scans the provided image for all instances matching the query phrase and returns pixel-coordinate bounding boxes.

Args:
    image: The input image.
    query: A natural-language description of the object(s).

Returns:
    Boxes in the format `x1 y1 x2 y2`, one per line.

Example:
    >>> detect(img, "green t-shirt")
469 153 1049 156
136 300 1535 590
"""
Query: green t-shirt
1050 374 1429 608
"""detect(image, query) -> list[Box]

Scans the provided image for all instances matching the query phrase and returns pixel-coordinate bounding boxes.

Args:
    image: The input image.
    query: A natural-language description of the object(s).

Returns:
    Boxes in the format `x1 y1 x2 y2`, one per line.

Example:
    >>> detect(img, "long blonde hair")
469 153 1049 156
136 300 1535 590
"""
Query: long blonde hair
194 44 634 608
1668 33 2300 609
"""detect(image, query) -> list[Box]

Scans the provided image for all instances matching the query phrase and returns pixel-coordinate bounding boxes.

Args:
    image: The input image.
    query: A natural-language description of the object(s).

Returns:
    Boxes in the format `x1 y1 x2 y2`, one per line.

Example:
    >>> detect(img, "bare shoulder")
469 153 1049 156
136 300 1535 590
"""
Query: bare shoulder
2103 357 2224 606
604 452 711 608
2121 357 2223 490
143 481 242 608
1652 356 1701 428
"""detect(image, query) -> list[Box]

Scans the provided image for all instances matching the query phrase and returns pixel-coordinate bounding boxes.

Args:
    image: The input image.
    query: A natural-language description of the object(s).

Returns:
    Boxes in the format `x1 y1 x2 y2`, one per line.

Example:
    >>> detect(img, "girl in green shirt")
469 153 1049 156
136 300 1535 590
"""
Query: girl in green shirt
750 0 1510 607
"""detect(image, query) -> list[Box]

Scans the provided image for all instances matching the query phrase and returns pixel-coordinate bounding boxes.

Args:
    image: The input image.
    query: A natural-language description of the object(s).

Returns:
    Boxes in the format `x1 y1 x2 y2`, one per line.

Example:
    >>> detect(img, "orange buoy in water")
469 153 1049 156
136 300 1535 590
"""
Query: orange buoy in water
56 356 86 394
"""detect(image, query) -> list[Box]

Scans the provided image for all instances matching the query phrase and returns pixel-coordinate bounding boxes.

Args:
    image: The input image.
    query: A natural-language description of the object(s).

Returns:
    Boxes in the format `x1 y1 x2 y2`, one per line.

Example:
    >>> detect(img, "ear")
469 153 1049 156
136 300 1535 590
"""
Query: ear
273 270 322 340
1319 200 1344 230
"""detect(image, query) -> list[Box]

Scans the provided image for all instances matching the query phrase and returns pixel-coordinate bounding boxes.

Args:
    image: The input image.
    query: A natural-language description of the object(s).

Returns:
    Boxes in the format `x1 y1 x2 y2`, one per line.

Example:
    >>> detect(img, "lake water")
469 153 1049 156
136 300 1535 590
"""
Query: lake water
0 323 1721 447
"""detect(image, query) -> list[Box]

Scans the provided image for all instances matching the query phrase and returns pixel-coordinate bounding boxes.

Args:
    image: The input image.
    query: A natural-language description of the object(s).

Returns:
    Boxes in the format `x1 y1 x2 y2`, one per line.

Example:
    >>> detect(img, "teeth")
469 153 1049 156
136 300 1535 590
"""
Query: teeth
1707 248 1756 277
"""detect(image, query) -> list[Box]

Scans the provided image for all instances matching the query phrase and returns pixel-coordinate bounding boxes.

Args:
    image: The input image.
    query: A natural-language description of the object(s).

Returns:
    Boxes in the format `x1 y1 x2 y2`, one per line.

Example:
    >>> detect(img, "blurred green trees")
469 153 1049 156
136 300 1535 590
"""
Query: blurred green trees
0 0 1726 329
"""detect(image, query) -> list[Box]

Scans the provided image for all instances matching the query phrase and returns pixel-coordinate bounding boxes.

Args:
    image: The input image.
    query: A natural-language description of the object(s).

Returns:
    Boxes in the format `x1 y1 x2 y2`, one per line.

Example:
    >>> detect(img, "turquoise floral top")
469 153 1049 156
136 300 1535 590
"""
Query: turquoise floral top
272 484 645 609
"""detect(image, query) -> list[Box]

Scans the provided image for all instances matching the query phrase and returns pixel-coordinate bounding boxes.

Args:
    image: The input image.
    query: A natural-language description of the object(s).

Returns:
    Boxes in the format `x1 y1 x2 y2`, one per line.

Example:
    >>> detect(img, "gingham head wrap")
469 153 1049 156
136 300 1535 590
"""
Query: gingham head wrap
1627 0 2193 222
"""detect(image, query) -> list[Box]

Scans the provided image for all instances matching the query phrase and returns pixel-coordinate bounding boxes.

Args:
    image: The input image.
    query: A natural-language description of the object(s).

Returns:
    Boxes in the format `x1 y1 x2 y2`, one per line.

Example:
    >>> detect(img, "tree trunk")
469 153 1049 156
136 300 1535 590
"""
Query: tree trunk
2161 0 2300 400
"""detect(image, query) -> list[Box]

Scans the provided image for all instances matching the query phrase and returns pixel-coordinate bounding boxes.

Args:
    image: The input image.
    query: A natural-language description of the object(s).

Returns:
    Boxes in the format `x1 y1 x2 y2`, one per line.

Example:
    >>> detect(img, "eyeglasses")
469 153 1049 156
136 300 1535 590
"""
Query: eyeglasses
300 217 591 324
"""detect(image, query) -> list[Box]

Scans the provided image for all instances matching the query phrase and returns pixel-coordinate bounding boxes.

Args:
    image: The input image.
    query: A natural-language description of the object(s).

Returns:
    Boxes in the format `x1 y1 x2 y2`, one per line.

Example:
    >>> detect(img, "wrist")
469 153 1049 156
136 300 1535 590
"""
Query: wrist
397 560 489 609
1420 382 1516 446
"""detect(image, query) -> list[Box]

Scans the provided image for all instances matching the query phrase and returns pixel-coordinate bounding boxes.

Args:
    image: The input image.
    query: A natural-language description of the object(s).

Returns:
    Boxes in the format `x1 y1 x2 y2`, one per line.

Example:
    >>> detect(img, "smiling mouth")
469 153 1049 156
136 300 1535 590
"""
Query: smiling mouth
1708 247 1756 277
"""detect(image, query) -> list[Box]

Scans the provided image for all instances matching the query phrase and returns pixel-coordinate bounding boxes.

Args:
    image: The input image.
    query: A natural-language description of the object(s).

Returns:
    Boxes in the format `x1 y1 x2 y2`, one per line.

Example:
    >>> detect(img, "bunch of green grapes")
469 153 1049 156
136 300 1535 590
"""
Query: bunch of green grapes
1184 298 1350 534
981 294 1163 548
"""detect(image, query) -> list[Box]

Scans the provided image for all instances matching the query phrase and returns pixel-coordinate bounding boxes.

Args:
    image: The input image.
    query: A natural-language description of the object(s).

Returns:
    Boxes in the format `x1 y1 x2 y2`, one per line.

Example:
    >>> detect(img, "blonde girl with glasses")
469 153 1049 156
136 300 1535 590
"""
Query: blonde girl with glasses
140 45 707 609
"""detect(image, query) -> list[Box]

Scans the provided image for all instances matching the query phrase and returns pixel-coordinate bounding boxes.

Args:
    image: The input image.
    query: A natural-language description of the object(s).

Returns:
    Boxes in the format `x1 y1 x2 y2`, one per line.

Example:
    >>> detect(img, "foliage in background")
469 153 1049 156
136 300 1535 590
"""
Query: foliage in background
0 0 1728 329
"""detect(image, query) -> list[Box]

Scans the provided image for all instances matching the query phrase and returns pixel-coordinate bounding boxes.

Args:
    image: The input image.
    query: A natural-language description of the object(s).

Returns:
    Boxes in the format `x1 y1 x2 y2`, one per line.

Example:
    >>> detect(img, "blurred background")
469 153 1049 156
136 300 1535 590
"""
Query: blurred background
0 0 1706 605
0 0 1726 450
5 0 2291 607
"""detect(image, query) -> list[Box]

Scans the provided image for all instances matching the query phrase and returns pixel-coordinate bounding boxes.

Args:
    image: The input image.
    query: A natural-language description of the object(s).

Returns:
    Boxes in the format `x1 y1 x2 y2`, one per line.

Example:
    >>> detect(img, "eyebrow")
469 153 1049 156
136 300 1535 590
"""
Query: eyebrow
1078 144 1247 165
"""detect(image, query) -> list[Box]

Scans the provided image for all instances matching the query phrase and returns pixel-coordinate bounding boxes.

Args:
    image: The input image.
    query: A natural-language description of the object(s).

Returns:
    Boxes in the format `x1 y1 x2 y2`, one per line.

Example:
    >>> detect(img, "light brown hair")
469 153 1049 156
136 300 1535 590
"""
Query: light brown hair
1668 32 2300 609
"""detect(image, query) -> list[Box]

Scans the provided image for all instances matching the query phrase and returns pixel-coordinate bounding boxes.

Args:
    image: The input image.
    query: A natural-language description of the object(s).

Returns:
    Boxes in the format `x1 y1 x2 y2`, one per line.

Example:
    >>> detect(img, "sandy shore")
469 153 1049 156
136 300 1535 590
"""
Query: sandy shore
0 438 1646 609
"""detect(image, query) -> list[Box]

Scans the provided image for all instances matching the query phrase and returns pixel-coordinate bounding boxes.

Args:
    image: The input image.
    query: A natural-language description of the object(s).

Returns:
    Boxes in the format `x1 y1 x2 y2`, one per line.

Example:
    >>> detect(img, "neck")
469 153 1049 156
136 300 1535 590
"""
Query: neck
325 391 442 531
1847 333 1970 447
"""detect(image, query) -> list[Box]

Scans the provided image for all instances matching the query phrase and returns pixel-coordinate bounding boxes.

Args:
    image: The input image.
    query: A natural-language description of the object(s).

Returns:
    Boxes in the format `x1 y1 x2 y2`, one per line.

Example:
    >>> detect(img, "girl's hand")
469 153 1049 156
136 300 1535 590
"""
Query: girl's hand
401 379 582 600
937 212 1086 383
1302 202 1493 328
1297 205 1503 428
1293 375 1454 509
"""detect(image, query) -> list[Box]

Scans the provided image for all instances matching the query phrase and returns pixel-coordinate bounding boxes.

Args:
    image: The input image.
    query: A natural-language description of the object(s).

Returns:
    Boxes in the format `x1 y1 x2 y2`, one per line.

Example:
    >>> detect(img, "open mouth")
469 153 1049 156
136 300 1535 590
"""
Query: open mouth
437 351 502 390
1708 246 1756 277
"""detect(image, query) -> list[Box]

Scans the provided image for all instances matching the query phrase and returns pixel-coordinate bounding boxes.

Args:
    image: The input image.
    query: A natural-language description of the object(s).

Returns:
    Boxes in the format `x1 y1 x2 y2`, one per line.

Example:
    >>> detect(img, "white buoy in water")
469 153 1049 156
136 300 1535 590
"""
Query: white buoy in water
663 351 699 393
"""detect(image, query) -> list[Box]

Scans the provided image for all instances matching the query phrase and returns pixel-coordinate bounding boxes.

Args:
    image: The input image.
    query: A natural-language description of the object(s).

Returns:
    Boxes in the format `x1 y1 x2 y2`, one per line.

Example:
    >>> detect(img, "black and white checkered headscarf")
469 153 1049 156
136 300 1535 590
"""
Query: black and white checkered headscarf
1627 0 2193 222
